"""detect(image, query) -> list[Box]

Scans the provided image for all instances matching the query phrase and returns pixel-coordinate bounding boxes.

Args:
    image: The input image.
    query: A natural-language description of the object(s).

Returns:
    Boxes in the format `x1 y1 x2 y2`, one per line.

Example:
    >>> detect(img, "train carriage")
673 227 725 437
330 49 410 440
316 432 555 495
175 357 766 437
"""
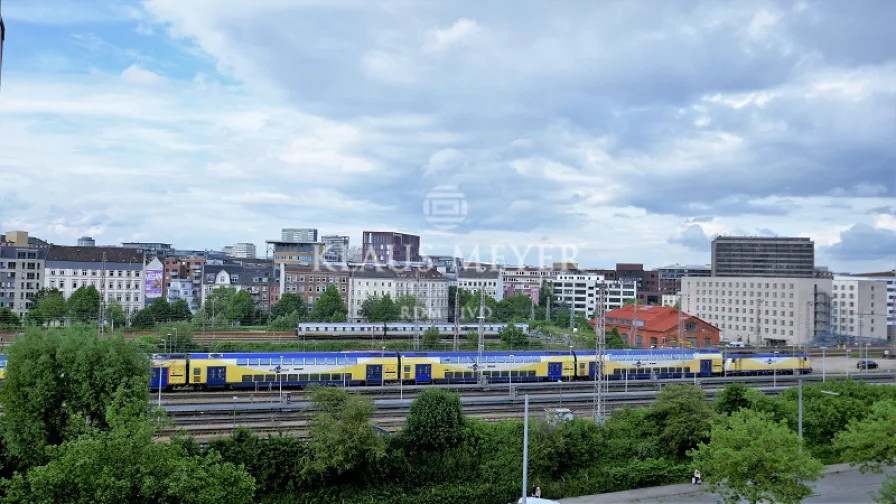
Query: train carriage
187 352 401 389
150 354 188 390
400 351 574 384
725 353 812 375
575 349 724 380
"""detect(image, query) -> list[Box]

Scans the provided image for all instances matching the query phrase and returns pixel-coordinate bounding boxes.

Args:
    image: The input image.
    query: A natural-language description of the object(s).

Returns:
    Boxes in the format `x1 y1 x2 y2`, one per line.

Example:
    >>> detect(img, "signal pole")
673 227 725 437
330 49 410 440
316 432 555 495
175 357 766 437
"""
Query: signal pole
98 251 107 337
593 284 607 424
414 269 420 350
453 283 459 351
477 288 485 383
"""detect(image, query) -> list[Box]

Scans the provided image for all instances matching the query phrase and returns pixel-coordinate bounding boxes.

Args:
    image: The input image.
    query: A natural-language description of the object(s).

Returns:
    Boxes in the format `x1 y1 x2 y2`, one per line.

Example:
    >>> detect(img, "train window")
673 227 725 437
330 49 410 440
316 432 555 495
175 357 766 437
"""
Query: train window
534 357 541 362
496 357 505 363
326 358 336 365
254 375 264 382
445 372 454 379
337 358 345 365
249 359 259 366
528 370 536 377
242 376 252 383
193 368 201 375
466 357 474 363
310 374 320 381
299 374 308 381
320 374 331 381
515 357 524 363
349 358 358 365
317 358 326 365
510 371 519 377
265 374 275 382
486 356 495 363
463 372 473 379
501 371 509 377
404 365 410 372
441 358 450 364
305 358 315 365
613 369 621 375
288 374 298 382
579 363 585 369
237 359 247 366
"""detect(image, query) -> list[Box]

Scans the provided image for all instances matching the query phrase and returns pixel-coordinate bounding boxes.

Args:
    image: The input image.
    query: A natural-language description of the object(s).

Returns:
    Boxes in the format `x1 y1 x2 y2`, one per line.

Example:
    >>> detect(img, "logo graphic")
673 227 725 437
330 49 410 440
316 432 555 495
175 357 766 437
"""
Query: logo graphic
423 185 467 230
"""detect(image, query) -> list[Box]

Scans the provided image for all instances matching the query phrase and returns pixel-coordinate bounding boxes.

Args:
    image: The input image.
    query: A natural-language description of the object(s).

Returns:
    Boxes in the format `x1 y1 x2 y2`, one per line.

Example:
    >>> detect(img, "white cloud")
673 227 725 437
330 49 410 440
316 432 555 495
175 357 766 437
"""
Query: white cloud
424 18 483 52
120 64 166 86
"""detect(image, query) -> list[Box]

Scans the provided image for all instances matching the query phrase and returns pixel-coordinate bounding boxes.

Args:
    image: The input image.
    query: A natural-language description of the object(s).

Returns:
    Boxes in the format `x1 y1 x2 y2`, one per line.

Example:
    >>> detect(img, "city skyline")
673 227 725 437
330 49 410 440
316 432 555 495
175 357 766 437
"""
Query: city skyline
0 1 894 273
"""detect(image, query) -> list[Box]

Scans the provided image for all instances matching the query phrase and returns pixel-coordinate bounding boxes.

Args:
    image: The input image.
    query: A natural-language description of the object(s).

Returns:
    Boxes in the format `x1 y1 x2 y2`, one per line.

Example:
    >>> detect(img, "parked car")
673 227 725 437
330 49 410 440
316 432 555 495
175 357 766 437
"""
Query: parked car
857 360 879 370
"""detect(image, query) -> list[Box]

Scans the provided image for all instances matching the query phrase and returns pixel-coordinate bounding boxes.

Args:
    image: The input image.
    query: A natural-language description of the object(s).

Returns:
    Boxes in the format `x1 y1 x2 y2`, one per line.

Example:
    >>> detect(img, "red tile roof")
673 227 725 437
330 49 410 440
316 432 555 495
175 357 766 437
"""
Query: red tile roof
602 305 716 333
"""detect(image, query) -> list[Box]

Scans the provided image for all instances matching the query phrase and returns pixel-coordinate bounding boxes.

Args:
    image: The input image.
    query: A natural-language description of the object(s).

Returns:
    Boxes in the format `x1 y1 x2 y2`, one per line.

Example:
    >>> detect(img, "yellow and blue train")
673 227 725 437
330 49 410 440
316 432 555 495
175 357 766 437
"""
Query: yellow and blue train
150 349 813 390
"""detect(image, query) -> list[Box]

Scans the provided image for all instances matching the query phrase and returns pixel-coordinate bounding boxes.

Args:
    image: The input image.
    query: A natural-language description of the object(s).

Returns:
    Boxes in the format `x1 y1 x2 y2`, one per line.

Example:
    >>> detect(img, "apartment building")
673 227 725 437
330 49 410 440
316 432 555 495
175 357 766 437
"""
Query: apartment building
711 236 815 278
681 276 830 346
502 266 555 302
163 256 205 299
279 264 351 314
349 267 449 322
165 279 197 311
362 231 421 264
548 273 638 318
201 260 278 312
45 246 147 316
457 268 503 300
831 276 888 340
0 243 48 316
321 235 350 263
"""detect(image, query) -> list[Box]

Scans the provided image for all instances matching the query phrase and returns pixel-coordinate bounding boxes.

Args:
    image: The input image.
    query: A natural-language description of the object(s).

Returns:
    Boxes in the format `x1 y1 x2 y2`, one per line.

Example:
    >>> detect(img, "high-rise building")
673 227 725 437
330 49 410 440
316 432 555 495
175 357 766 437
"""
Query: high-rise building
362 231 420 264
321 235 350 263
658 264 711 295
711 236 815 278
281 228 318 242
833 275 890 341
850 271 895 341
77 237 95 247
228 242 257 259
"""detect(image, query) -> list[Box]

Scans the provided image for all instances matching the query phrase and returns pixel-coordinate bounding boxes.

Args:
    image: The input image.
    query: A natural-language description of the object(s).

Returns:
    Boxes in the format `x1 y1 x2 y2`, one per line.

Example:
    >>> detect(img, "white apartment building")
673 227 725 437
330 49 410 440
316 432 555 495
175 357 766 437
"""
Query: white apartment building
166 278 197 311
44 246 148 316
0 237 48 316
845 273 895 341
227 242 257 259
457 269 504 301
681 276 831 346
831 276 888 340
349 268 449 322
502 266 555 300
548 274 638 318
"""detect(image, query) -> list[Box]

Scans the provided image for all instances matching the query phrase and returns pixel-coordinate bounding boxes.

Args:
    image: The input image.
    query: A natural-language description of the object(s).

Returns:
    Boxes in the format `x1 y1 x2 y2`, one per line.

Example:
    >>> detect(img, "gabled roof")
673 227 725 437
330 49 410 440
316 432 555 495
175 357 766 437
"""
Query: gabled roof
604 304 718 333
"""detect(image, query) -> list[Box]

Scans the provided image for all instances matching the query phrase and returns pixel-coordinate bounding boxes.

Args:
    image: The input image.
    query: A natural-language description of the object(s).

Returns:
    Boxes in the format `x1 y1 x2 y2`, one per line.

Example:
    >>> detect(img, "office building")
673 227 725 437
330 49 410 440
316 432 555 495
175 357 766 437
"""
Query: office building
349 267 449 322
548 273 639 318
44 245 147 316
362 231 421 264
850 271 896 340
266 240 324 265
321 235 350 263
832 275 889 340
77 237 95 247
658 264 711 295
121 242 174 258
0 232 49 316
227 242 257 259
681 276 830 346
281 228 318 242
604 305 720 349
711 236 815 278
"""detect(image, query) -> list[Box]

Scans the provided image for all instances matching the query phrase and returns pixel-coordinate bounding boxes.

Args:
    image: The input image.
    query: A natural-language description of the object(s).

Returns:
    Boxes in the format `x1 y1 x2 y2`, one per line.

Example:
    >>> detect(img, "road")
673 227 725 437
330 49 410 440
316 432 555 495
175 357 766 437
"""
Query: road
557 465 891 503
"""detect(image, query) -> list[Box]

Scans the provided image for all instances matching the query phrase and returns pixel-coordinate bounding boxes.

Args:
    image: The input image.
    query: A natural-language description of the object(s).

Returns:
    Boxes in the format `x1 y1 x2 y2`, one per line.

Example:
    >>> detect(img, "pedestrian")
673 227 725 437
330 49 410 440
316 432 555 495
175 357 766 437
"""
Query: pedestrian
535 486 542 498
693 469 702 485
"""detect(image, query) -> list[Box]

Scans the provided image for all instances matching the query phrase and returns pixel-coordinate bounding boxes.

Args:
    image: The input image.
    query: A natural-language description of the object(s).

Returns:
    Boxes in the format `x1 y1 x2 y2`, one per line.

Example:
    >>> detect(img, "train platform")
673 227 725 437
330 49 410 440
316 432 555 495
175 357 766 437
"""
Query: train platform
556 464 889 503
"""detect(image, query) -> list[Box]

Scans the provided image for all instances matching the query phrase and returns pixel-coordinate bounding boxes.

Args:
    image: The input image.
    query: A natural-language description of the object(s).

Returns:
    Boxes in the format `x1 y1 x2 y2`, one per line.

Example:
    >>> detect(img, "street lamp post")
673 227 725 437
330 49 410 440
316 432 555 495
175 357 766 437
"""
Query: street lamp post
381 346 386 387
509 354 515 398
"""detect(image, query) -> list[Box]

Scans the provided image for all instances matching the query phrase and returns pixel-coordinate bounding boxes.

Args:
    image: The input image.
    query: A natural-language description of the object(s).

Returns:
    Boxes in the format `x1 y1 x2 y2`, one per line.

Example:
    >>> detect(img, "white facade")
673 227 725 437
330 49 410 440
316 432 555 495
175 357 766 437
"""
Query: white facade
166 278 197 311
201 268 246 306
831 276 889 339
457 270 504 301
681 276 831 346
662 294 681 307
228 243 257 259
548 274 638 318
45 263 145 315
349 271 449 323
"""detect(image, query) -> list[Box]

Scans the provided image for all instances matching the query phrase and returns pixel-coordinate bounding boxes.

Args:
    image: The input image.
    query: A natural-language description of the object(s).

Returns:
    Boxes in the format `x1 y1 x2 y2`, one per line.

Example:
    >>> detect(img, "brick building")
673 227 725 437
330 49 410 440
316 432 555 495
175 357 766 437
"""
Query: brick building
163 256 205 300
604 304 720 349
362 231 420 264
279 264 351 314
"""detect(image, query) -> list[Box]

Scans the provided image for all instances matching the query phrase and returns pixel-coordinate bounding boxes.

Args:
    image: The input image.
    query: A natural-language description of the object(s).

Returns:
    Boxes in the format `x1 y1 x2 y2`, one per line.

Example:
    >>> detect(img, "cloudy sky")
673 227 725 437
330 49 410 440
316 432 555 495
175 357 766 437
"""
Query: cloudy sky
1 0 894 272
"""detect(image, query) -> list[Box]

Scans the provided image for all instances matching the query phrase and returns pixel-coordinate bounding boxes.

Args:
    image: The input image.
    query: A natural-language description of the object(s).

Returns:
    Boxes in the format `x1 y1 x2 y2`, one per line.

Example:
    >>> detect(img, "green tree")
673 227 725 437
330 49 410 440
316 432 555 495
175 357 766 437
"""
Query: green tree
0 307 20 329
607 327 626 348
396 294 428 322
309 285 347 322
66 286 101 323
403 389 465 453
422 326 441 349
227 290 255 325
0 326 150 467
690 409 824 504
129 307 155 329
715 383 752 416
304 386 385 478
623 298 645 306
3 394 256 504
203 287 235 323
496 295 533 322
462 290 498 322
834 400 896 504
169 298 193 322
646 385 714 459
448 286 472 322
24 288 56 325
147 296 171 323
498 323 528 348
361 294 397 323
104 300 127 329
273 292 306 319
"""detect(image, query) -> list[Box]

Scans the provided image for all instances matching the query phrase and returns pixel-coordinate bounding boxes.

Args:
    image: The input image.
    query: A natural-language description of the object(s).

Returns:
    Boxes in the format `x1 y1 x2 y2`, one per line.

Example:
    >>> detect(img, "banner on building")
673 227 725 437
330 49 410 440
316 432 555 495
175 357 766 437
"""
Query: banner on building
145 269 163 299
530 287 540 305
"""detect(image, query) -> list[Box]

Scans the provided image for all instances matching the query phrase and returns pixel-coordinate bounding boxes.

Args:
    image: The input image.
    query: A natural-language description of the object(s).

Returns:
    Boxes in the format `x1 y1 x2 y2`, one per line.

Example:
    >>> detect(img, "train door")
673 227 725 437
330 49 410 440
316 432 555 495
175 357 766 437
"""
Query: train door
699 359 712 376
366 364 383 385
548 362 562 380
206 366 226 386
415 364 432 384
589 361 597 378
152 367 168 390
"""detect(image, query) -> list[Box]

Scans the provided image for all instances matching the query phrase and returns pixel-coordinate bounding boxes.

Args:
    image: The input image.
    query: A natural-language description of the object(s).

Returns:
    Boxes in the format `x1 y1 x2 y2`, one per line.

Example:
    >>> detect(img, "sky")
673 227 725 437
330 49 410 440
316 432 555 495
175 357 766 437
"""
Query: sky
0 0 894 272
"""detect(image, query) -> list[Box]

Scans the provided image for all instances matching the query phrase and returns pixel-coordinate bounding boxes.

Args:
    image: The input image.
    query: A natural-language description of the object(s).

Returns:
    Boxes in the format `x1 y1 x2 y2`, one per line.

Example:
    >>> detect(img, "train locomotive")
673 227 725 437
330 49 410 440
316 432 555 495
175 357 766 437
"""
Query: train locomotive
150 349 812 390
